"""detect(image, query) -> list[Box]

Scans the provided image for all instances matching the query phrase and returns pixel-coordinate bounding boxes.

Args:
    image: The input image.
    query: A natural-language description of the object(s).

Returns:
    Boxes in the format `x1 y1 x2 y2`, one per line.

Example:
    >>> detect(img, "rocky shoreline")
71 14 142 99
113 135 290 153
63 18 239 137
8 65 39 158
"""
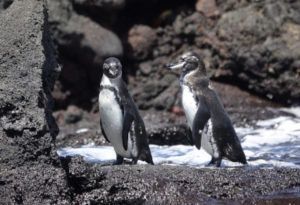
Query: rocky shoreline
62 157 300 204
1 0 300 204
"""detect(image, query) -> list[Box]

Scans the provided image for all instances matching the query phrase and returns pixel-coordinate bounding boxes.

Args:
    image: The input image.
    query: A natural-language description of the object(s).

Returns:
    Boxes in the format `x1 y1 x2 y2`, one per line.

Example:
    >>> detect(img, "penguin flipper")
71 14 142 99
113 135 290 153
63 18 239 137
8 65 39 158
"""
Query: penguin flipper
122 111 135 151
192 96 210 149
100 120 110 143
187 129 194 146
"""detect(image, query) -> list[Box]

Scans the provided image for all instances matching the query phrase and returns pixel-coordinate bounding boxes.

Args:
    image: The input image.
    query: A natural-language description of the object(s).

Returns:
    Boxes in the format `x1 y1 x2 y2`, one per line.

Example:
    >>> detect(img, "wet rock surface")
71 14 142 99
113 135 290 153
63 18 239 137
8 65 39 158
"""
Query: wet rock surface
63 157 300 204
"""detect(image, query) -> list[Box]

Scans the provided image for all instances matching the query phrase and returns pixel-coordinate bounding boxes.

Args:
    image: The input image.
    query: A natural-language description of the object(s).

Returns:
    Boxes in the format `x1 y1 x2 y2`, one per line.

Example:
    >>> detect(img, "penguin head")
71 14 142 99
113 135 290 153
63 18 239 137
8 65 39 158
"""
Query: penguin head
167 51 206 74
102 57 122 79
180 51 200 60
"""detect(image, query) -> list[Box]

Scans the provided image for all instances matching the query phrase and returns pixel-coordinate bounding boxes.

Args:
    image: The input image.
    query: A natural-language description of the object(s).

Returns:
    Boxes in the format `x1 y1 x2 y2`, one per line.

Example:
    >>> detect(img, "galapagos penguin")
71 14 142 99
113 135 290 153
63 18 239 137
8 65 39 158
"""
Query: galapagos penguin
167 52 247 167
99 57 154 165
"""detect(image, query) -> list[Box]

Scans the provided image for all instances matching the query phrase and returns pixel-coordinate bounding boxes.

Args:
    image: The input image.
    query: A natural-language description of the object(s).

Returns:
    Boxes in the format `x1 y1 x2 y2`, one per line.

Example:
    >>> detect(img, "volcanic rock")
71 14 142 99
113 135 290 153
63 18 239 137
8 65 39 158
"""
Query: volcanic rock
47 0 123 109
62 157 300 204
127 25 157 60
0 0 70 203
213 0 300 105
73 0 126 11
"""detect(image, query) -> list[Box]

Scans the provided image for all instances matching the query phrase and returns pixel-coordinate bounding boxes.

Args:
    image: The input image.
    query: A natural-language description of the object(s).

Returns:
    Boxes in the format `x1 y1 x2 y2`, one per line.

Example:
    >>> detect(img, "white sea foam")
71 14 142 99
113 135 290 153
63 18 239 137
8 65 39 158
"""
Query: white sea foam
75 128 89 134
58 145 115 163
280 107 300 118
58 107 300 168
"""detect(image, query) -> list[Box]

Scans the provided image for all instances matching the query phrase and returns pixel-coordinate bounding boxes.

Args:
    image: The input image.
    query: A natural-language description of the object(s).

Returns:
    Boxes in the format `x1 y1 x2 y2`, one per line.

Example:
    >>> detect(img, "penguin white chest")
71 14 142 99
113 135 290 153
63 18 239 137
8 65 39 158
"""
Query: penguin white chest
181 84 198 128
99 88 134 158
99 89 123 142
181 84 218 158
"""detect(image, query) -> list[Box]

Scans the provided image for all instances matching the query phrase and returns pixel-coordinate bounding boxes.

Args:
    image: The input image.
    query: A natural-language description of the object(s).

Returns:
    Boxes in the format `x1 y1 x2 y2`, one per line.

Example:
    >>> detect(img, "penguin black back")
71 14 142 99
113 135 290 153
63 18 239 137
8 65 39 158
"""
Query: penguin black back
188 64 247 164
203 88 247 164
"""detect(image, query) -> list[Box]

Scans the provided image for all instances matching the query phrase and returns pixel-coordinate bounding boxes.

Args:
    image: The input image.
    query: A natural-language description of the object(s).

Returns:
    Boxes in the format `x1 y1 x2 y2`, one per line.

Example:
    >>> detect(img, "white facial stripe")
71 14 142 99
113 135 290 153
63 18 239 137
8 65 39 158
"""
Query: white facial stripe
109 69 116 76
169 61 185 70
182 69 197 83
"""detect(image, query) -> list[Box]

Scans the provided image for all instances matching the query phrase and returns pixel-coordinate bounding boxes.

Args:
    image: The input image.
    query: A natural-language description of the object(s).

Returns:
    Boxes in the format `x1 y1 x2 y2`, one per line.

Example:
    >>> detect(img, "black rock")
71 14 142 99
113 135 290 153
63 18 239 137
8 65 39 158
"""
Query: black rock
0 0 13 11
0 0 70 203
72 0 126 11
47 0 123 109
213 0 300 105
61 156 300 204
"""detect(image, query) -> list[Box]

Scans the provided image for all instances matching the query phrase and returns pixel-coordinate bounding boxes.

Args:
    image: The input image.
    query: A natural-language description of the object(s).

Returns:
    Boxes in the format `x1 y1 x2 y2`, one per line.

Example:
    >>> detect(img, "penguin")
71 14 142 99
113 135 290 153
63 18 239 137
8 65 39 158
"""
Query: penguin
98 57 154 165
167 52 247 167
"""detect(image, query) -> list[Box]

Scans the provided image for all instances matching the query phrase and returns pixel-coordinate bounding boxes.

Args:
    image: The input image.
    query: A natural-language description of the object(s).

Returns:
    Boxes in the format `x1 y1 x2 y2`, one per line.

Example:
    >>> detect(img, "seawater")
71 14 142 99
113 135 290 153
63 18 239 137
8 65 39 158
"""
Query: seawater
58 107 300 168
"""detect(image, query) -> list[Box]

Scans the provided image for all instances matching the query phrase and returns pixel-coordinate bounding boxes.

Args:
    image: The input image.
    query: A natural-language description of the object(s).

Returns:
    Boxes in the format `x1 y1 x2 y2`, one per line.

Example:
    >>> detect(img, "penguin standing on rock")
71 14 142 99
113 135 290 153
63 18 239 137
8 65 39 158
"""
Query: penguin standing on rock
167 52 247 167
99 57 154 165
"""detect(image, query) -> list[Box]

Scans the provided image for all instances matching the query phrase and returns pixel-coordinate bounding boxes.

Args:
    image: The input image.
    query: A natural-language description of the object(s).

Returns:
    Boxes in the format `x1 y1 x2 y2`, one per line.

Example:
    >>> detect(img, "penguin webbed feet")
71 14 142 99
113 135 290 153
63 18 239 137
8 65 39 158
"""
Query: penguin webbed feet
148 160 154 165
131 158 138 165
113 155 124 165
206 157 222 167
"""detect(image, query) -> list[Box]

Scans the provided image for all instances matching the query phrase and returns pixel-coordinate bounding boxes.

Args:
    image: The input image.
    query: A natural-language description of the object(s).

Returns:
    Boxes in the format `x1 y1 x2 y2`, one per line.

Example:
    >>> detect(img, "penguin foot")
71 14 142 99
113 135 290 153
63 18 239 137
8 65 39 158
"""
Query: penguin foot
131 158 138 165
145 154 154 165
113 155 124 165
206 157 221 167
146 158 154 165
113 160 123 165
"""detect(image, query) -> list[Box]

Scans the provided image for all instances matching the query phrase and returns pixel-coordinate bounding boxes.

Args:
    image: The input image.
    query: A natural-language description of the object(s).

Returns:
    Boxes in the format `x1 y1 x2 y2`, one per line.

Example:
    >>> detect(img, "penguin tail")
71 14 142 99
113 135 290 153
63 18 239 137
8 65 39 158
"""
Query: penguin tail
145 153 154 165
224 142 247 164
227 152 247 165
139 146 154 165
241 155 247 165
237 154 247 165
235 144 247 165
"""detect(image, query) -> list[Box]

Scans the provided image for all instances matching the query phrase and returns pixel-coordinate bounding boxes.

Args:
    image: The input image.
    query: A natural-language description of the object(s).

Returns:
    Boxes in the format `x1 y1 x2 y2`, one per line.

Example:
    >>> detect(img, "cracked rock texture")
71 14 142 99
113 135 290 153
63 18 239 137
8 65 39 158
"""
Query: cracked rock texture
0 0 70 204
50 0 300 111
212 0 300 104
64 157 300 204
129 0 300 112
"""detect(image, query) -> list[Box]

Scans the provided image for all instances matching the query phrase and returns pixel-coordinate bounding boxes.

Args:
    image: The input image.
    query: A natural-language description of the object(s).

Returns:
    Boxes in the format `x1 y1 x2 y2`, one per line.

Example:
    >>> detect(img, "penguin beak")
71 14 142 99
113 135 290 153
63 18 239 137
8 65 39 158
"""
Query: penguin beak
109 68 118 76
166 61 185 70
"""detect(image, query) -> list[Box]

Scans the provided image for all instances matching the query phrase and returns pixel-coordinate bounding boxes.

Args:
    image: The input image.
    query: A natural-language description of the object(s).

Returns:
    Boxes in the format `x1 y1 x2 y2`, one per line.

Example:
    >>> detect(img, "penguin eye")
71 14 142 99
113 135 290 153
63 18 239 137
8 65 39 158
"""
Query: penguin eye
103 63 109 70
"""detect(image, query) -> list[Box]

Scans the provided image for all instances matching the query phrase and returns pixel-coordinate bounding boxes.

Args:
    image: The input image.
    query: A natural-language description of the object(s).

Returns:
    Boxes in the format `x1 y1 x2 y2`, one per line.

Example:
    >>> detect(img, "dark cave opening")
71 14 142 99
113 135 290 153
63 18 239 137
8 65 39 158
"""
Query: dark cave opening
51 0 196 111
